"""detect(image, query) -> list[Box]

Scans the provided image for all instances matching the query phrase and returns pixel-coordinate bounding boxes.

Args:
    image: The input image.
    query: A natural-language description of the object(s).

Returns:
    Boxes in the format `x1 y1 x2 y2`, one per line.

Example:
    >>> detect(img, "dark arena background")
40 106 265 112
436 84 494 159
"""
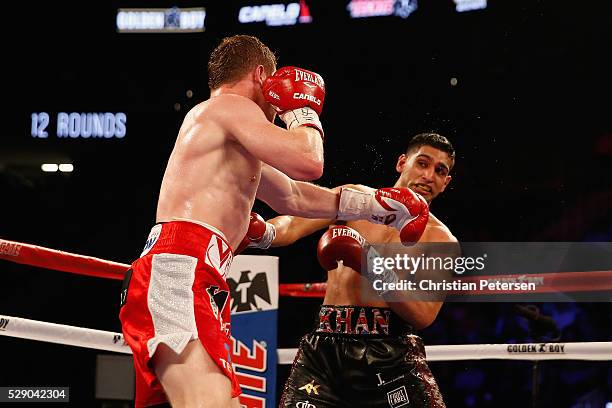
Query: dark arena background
1 0 611 407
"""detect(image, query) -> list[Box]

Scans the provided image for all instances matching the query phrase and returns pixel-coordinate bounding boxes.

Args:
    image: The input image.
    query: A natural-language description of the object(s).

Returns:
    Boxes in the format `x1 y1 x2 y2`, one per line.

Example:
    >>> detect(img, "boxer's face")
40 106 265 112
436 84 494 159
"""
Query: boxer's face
395 145 453 203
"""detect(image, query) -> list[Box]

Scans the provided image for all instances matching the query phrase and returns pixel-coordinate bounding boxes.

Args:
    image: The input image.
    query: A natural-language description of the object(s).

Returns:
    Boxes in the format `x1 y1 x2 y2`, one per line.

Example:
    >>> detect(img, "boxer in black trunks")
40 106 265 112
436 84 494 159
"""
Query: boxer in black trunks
259 133 458 407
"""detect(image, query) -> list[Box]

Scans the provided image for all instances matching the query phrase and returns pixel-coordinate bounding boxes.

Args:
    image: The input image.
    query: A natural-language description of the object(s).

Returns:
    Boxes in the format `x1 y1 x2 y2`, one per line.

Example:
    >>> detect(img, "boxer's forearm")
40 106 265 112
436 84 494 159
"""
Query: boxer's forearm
257 164 340 218
269 215 333 247
222 95 323 181
273 127 324 181
287 181 340 218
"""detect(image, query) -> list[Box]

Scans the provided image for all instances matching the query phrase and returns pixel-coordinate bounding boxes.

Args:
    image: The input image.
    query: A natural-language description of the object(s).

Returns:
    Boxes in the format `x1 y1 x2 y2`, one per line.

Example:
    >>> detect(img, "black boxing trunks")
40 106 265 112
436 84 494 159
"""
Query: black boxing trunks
279 305 446 408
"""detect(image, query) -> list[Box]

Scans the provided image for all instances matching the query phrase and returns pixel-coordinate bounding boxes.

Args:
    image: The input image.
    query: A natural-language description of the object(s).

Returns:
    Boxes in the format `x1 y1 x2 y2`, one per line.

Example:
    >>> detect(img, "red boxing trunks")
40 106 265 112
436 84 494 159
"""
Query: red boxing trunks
119 220 241 407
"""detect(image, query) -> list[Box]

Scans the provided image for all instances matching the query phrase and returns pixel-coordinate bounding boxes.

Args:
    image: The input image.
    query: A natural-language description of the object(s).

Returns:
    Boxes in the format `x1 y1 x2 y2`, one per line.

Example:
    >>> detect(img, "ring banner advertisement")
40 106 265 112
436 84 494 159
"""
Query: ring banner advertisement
229 255 279 407
359 242 612 302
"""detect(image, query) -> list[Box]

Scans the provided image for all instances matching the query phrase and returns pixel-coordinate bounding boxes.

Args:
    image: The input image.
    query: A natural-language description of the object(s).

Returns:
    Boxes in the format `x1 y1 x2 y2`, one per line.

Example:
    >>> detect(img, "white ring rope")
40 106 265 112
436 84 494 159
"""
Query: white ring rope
0 314 131 354
1 314 611 364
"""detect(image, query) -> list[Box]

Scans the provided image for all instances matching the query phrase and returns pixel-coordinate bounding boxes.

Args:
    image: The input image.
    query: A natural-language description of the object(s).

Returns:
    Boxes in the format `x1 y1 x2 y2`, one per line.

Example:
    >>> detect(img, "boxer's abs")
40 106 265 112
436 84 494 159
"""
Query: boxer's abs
324 220 395 307
324 266 388 308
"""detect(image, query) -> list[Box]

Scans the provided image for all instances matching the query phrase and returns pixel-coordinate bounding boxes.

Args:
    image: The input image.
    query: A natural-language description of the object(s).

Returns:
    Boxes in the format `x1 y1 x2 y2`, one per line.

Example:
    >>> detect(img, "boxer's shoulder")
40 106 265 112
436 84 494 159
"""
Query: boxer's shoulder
422 212 457 243
346 219 395 243
207 93 258 110
196 94 260 122
346 217 455 245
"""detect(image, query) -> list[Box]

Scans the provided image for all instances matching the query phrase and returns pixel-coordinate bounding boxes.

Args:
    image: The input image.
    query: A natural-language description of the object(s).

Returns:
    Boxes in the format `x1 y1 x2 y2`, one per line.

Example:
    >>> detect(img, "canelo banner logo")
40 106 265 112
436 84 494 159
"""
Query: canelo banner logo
238 0 312 26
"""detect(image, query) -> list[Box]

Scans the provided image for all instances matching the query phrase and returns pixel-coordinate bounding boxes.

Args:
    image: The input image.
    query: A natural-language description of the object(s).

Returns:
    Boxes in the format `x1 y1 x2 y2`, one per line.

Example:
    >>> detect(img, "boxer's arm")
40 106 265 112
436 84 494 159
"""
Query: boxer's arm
213 94 323 181
386 228 459 329
261 180 360 247
319 225 457 330
256 164 339 218
259 183 376 246
268 216 334 247
390 300 443 330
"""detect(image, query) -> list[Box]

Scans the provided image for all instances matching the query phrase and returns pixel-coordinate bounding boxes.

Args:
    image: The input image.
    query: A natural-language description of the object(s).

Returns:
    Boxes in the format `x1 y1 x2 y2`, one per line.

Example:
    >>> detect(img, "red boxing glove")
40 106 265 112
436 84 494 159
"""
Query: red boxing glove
317 225 403 298
337 187 429 246
317 225 365 272
263 66 325 115
235 212 276 254
376 188 429 245
262 66 325 136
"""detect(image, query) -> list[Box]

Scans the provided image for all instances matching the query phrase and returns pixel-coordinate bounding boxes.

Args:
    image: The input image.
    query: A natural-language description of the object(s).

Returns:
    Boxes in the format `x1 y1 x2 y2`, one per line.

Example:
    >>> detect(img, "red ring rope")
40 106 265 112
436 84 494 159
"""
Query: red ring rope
1 238 611 297
0 239 128 280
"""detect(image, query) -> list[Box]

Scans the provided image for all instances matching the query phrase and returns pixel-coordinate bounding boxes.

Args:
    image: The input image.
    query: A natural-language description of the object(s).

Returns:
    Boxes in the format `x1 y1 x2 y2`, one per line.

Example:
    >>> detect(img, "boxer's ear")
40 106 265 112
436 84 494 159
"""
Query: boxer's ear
439 174 452 193
255 65 266 86
396 154 407 173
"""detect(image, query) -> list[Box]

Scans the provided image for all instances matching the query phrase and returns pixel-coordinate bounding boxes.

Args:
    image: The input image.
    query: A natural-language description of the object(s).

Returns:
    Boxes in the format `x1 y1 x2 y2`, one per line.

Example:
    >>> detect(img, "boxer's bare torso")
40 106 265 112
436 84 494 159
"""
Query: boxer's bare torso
325 213 455 307
156 95 262 248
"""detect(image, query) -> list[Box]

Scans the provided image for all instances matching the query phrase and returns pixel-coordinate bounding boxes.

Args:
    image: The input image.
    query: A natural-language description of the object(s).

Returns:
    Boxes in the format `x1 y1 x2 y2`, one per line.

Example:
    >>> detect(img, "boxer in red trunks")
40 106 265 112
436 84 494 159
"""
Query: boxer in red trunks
119 35 430 408
120 221 239 406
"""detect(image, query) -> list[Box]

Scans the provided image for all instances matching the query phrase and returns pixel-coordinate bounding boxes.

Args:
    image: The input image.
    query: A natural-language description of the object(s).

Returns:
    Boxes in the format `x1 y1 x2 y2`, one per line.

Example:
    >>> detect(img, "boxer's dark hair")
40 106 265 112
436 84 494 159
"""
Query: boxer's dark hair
406 133 455 165
208 35 277 90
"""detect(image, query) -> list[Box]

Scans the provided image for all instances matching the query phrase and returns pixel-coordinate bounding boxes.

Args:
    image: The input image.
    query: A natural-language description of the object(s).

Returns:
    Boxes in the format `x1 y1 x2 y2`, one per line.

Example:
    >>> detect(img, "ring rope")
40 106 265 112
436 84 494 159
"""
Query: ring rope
0 239 127 280
279 269 612 297
2 239 612 363
0 314 130 354
2 239 611 296
1 314 610 364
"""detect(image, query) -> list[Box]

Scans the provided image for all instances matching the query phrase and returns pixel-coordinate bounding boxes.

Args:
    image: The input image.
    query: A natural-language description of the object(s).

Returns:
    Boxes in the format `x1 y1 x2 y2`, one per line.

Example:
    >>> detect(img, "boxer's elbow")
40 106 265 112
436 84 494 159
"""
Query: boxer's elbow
392 302 442 330
413 303 443 330
304 153 324 179
290 156 323 181
411 313 437 330
306 160 324 180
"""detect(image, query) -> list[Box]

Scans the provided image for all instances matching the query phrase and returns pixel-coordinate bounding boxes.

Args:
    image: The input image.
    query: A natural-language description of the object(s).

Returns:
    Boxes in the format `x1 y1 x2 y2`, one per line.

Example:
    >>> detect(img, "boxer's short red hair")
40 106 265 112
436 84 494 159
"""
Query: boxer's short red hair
208 35 277 90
